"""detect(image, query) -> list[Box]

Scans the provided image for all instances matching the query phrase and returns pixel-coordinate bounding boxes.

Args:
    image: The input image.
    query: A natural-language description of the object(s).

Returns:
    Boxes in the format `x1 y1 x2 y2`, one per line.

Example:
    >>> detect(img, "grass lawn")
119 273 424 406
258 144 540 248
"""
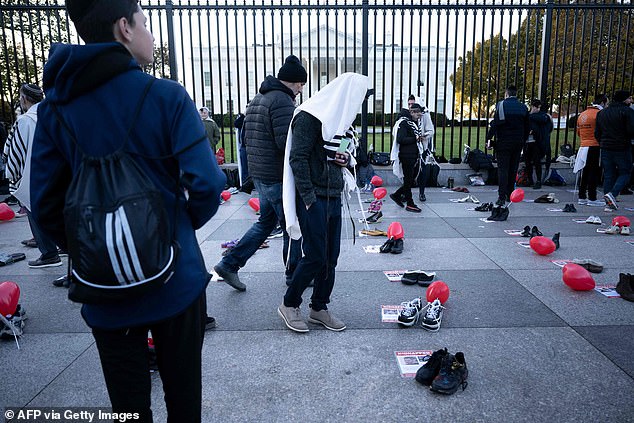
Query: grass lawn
216 127 579 164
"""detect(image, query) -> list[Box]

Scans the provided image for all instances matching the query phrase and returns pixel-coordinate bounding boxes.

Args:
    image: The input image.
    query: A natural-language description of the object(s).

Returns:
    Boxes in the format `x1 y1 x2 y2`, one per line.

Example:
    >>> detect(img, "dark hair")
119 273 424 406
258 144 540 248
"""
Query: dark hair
613 90 631 103
506 85 518 97
66 0 139 43
20 84 44 104
408 94 416 101
531 99 542 108
594 94 608 105
410 103 423 112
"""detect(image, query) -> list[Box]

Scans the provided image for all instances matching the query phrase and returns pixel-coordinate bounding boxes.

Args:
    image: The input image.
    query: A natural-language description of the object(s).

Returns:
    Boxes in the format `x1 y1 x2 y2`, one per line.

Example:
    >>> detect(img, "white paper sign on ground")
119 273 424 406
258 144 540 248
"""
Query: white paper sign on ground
572 218 589 224
595 285 621 298
550 259 572 268
517 241 531 248
395 350 433 378
626 241 634 247
383 270 408 282
596 228 608 233
547 208 563 212
381 305 405 322
504 229 524 236
363 245 382 254
479 218 496 224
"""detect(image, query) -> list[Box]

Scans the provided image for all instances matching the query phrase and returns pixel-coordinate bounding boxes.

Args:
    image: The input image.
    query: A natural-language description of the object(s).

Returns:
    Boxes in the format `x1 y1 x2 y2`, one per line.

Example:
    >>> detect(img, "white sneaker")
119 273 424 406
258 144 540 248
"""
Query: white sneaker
586 199 605 207
397 298 424 326
592 216 602 225
585 216 596 224
469 195 480 204
604 193 618 210
605 224 621 235
577 198 588 205
420 299 444 332
621 226 631 236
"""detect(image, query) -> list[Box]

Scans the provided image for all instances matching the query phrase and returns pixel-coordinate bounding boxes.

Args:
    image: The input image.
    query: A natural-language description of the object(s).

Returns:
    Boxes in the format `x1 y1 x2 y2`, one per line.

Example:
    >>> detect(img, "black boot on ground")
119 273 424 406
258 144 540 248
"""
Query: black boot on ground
552 232 560 250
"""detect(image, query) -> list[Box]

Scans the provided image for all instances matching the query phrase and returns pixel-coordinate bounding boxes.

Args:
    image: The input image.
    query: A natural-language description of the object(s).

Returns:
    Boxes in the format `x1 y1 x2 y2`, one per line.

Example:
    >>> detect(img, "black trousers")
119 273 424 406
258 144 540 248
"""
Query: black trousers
393 156 418 204
496 144 523 201
92 292 207 423
579 146 601 201
524 142 544 184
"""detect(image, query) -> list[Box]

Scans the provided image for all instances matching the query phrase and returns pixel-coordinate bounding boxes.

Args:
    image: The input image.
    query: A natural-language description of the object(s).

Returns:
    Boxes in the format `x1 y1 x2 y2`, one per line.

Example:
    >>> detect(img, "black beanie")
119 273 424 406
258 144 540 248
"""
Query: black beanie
277 55 307 83
613 90 631 103
66 0 99 24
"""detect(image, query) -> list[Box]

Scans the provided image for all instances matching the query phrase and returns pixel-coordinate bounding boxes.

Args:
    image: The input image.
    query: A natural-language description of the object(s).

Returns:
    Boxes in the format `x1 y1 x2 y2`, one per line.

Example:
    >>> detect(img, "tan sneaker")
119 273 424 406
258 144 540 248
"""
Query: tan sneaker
308 309 346 331
620 226 631 236
277 304 309 333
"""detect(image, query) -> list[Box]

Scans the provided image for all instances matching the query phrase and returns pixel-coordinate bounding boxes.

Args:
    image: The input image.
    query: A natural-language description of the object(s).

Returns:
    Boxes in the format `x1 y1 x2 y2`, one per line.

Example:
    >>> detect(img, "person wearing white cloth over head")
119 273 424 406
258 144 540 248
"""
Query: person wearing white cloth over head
279 73 371 333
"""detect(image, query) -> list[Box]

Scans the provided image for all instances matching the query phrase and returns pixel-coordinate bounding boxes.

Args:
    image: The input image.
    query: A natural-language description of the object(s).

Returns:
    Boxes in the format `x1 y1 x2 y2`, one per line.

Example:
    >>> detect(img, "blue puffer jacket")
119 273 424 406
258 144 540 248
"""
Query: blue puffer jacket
487 96 530 150
30 42 226 329
244 76 296 182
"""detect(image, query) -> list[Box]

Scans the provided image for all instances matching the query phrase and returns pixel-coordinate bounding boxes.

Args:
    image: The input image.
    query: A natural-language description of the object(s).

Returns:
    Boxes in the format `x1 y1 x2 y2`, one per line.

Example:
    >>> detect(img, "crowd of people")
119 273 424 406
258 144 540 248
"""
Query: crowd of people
1 1 633 420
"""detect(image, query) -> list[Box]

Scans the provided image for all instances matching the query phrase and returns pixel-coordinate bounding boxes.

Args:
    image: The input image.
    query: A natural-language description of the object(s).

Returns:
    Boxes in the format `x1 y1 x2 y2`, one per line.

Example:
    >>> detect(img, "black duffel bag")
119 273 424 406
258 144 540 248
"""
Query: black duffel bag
369 152 391 166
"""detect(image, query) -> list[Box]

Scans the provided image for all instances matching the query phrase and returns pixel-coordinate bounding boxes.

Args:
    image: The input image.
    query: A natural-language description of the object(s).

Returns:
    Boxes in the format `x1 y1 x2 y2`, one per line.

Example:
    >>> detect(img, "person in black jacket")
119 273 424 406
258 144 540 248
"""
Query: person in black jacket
487 85 530 205
389 105 424 212
526 99 553 189
595 89 634 210
214 55 306 290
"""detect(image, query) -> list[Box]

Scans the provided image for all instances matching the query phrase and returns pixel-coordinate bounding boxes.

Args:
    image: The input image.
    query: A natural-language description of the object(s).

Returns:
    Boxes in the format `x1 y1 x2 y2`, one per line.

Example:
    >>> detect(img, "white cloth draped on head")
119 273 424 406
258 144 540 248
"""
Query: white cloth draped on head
282 72 370 240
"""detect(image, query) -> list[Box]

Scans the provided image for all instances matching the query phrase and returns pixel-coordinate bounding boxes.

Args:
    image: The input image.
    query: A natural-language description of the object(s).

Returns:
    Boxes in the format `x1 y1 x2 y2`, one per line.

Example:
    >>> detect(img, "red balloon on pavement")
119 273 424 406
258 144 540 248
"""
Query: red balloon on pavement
510 188 525 203
426 281 450 304
221 190 231 201
248 197 260 212
370 175 383 187
612 216 631 227
373 187 387 200
0 203 15 221
387 221 404 240
529 236 556 255
562 263 595 291
0 281 20 317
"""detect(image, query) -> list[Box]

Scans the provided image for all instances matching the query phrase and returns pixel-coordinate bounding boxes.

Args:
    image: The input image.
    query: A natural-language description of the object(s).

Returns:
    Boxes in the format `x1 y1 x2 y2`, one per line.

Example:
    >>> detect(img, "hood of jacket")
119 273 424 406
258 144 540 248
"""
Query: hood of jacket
43 42 140 104
259 75 295 99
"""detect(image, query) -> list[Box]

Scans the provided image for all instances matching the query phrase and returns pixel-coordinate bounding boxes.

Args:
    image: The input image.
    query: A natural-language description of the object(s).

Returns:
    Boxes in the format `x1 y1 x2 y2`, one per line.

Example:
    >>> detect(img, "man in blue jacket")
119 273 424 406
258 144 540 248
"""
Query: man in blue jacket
487 85 530 205
29 1 225 421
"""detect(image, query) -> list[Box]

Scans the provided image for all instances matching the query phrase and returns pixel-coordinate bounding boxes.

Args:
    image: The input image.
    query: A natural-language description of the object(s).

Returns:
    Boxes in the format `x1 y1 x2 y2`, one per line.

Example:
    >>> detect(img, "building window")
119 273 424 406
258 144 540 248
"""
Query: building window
224 71 232 87
204 71 211 87
226 99 234 112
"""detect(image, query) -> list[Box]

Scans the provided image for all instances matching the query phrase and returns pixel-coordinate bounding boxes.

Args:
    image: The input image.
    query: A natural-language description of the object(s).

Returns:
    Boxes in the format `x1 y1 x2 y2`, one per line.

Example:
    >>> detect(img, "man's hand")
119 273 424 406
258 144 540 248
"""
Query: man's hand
334 152 349 167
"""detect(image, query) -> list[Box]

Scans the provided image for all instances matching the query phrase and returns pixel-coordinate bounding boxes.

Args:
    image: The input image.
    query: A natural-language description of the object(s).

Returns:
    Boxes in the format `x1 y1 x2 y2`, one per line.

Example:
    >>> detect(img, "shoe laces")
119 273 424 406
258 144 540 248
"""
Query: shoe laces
424 299 443 320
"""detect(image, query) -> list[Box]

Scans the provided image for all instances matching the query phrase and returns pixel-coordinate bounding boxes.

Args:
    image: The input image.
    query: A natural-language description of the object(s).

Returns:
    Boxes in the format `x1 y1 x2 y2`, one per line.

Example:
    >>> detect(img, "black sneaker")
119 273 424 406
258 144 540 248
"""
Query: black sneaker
28 255 62 268
401 271 435 287
397 297 424 326
213 264 246 291
379 238 395 253
474 202 492 212
405 203 421 213
390 238 404 254
21 238 38 248
205 316 217 331
389 193 404 208
2 195 18 206
488 206 508 221
531 226 543 237
430 352 468 394
520 225 531 237
415 348 448 386
487 206 501 221
366 211 383 223
419 193 426 202
52 275 71 288
420 299 444 331
267 225 283 239
616 273 634 302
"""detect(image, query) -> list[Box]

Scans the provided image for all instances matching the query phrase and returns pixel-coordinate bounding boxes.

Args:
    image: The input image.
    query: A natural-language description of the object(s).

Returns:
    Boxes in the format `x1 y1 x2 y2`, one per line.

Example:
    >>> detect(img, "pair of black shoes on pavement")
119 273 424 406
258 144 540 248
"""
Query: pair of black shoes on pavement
521 225 542 238
380 237 403 254
415 348 468 395
487 206 509 221
475 202 493 212
616 273 634 302
401 271 435 287
366 211 383 223
562 203 577 213
390 193 422 213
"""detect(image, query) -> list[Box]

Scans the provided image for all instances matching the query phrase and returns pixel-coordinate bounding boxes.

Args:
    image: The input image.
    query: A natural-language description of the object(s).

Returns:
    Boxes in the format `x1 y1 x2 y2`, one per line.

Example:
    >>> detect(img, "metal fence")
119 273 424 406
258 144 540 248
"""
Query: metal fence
1 0 632 162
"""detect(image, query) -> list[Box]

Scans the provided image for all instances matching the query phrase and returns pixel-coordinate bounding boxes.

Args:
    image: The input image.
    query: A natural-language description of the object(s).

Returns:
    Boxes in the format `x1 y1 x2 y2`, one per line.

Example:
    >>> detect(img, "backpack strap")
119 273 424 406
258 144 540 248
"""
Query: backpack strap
51 78 155 156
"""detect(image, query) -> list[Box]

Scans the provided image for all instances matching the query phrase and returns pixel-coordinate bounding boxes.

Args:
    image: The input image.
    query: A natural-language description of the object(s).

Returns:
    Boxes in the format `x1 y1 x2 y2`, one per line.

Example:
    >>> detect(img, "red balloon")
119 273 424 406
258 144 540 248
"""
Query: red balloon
387 221 404 240
426 281 450 304
0 281 20 317
0 203 15 221
509 188 525 203
373 187 387 200
529 236 556 255
370 175 383 187
248 197 260 212
562 263 595 291
221 190 231 201
612 216 631 227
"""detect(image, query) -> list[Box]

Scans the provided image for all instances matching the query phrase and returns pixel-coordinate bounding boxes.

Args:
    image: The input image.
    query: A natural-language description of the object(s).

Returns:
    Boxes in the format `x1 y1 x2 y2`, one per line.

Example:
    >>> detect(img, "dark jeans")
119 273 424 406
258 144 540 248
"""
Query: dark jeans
524 142 543 184
220 179 300 277
579 146 601 200
238 137 249 184
393 156 418 204
27 210 59 259
415 161 430 195
92 293 206 423
496 144 523 200
601 149 633 197
284 195 341 311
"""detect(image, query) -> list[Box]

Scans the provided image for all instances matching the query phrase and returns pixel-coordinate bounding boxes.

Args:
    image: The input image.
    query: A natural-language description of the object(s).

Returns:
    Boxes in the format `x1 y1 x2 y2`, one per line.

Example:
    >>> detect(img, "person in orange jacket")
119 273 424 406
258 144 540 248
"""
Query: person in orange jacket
576 94 608 206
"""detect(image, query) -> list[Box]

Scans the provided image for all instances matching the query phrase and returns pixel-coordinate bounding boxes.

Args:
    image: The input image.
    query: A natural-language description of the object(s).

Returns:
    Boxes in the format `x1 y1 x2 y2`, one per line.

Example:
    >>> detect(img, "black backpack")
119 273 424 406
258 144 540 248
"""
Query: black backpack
467 148 494 172
53 79 179 304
